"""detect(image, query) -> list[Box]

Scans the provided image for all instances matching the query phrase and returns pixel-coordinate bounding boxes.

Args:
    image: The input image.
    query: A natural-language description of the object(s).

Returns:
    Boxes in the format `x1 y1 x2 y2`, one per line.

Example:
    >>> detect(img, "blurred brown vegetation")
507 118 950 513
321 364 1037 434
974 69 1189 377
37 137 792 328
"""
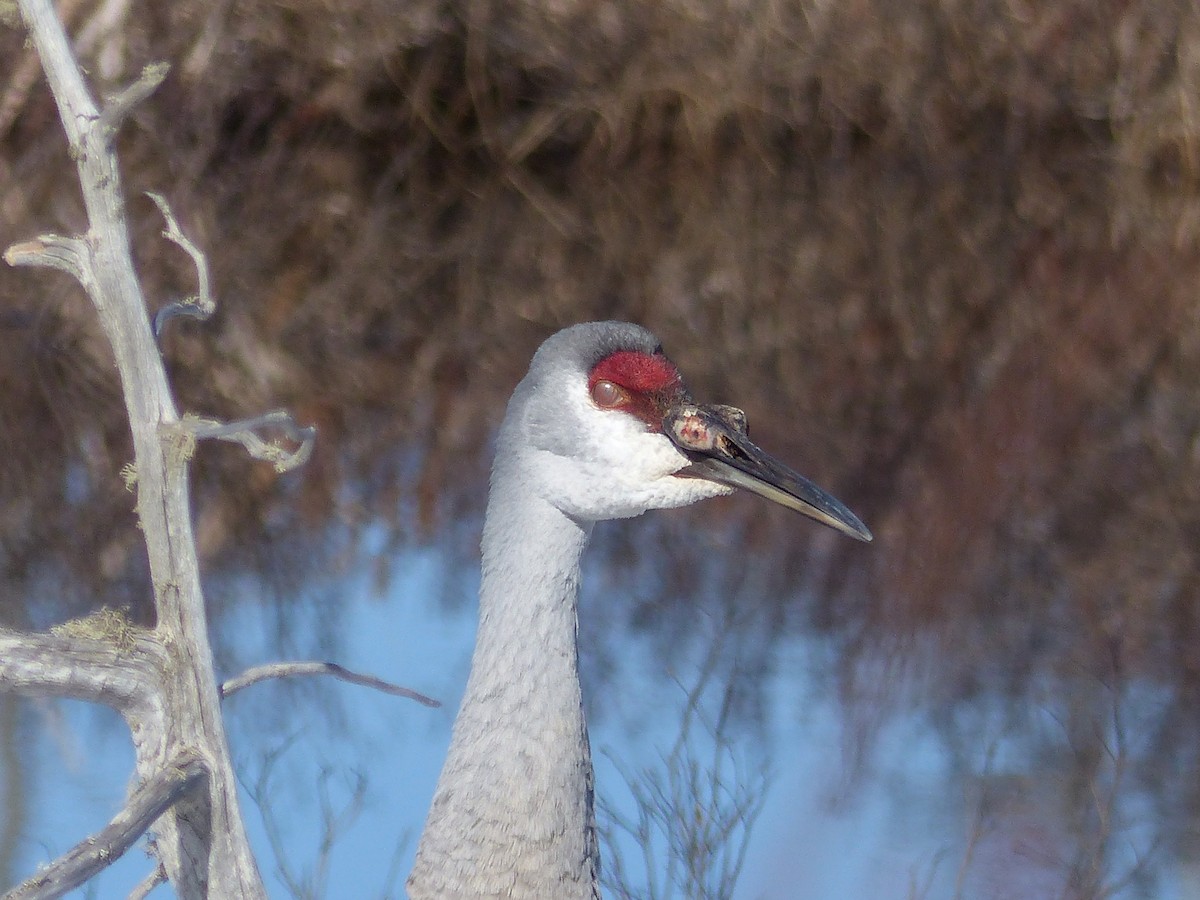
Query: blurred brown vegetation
4 0 1200 883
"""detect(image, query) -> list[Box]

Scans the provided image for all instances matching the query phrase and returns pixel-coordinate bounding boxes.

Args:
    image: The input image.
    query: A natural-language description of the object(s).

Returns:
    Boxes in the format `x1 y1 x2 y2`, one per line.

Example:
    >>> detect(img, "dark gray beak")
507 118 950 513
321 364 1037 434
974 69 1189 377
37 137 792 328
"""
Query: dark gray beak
665 403 873 542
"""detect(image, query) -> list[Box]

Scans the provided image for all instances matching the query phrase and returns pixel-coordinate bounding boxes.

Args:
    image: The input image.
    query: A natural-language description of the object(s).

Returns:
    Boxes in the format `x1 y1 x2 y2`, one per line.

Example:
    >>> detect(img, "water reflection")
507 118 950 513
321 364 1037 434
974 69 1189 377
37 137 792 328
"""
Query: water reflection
4 5 1200 890
744 644 1194 899
4 531 1200 899
1 330 1196 898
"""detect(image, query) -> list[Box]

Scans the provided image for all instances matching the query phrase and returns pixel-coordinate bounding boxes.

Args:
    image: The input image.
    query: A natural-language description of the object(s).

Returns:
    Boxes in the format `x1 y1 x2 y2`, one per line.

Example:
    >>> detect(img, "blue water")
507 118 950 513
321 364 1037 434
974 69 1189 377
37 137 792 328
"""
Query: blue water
6 544 1189 899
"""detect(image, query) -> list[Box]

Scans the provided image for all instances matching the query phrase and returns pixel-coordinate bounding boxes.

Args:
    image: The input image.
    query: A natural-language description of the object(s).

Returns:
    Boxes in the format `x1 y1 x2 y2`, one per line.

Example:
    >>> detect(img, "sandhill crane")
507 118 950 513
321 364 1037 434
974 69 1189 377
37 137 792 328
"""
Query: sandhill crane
407 321 871 899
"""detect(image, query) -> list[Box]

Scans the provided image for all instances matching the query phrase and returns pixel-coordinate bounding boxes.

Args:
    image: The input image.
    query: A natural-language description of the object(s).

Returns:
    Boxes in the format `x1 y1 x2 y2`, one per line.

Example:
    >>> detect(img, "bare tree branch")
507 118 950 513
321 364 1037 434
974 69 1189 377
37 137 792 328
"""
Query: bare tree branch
127 864 166 900
0 620 160 712
96 62 168 140
7 0 270 895
3 235 89 282
176 411 317 473
2 749 207 900
146 190 215 335
3 2 409 897
220 661 441 707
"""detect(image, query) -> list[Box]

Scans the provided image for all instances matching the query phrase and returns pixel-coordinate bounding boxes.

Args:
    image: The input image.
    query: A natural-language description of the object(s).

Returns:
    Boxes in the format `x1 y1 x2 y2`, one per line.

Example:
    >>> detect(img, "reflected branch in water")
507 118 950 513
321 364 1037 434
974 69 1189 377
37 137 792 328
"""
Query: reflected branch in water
597 622 770 900
4 2 1200 894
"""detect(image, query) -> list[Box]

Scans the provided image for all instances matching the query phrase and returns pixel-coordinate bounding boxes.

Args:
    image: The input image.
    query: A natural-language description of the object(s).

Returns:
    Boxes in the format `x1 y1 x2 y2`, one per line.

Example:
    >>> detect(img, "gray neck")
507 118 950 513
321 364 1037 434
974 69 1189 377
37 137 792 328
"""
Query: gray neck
407 477 601 899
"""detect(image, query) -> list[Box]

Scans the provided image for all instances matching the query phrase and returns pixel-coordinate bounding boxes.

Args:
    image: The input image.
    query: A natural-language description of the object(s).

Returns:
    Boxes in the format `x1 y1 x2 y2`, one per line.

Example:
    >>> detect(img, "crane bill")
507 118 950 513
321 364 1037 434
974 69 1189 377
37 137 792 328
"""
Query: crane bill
680 454 873 541
665 404 873 543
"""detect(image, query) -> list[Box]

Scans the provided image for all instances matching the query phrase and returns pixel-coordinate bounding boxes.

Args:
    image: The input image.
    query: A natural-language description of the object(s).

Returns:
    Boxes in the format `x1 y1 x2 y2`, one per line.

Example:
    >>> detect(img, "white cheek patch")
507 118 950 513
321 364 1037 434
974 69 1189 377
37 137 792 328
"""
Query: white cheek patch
523 379 729 520
531 432 700 520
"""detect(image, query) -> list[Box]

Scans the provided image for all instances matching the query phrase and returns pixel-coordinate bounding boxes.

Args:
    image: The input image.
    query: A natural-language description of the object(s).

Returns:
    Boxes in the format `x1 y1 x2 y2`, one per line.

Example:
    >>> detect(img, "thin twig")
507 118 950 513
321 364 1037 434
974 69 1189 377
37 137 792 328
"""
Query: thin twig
3 235 89 281
2 750 208 900
247 738 308 900
597 636 769 900
127 863 166 900
313 768 368 897
97 62 169 142
145 190 216 336
175 411 316 473
220 661 440 708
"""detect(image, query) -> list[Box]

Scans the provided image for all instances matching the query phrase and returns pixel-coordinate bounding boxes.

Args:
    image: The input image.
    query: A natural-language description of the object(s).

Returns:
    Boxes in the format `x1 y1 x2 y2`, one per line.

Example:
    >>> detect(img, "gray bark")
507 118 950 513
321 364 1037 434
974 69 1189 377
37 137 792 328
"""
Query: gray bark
2 0 267 893
1 3 431 897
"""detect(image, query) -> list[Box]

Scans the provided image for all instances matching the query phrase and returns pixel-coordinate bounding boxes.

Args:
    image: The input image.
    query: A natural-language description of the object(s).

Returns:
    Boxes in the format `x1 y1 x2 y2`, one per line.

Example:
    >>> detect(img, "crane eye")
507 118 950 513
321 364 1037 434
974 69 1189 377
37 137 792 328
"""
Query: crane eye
591 379 629 409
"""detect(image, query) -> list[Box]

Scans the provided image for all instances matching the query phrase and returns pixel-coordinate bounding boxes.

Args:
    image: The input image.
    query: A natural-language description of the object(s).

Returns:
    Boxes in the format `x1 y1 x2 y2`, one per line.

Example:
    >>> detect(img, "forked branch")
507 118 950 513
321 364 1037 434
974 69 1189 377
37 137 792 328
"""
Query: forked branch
0 621 160 712
96 62 169 141
146 190 215 334
1 2 407 898
6 0 267 896
2 750 208 900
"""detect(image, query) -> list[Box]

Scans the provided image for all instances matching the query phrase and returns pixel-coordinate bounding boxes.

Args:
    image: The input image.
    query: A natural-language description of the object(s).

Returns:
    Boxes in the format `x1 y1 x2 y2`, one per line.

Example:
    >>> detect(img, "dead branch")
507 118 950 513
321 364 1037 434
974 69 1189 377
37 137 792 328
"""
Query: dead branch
2 750 207 900
96 63 169 140
6 0 269 895
0 623 159 712
4 235 89 283
220 661 441 707
3 0 424 896
176 411 317 472
127 864 166 900
145 190 215 335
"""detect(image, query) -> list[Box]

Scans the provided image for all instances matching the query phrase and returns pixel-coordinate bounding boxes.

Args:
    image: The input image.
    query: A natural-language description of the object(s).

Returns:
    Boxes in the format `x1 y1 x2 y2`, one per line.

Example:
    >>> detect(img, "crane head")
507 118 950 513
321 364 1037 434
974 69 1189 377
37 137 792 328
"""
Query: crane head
505 322 871 541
